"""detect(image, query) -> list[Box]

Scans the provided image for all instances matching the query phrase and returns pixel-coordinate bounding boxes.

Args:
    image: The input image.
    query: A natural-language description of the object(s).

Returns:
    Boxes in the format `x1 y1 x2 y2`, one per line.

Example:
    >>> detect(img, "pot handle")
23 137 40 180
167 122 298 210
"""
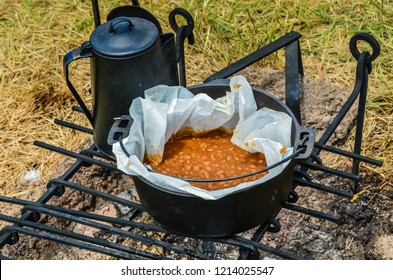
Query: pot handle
294 126 315 161
63 41 94 127
107 115 133 145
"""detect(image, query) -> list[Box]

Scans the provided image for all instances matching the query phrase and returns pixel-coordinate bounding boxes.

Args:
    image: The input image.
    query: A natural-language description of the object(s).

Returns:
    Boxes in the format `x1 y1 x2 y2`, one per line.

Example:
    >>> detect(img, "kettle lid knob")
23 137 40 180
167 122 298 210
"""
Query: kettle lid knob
108 17 134 33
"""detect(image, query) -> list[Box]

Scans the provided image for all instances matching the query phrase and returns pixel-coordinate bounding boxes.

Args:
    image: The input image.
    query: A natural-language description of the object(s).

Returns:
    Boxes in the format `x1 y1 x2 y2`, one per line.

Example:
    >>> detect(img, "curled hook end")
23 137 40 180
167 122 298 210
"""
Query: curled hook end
349 33 380 69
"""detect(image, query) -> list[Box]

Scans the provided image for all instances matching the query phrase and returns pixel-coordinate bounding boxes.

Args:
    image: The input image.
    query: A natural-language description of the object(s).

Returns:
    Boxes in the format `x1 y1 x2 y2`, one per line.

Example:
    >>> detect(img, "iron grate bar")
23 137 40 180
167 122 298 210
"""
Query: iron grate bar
22 205 213 260
227 236 305 260
48 179 145 211
294 178 354 199
34 141 118 172
72 105 85 113
283 202 341 224
315 143 383 166
298 161 361 181
0 213 166 260
204 31 302 82
81 149 114 161
0 184 66 248
54 119 93 135
2 225 141 260
0 196 166 233
237 223 271 260
237 217 282 260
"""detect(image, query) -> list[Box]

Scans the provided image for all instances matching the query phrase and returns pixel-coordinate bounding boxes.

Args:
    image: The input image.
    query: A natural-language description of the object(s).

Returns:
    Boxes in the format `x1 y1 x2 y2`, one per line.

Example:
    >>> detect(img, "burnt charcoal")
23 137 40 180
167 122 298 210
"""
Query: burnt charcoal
348 205 373 224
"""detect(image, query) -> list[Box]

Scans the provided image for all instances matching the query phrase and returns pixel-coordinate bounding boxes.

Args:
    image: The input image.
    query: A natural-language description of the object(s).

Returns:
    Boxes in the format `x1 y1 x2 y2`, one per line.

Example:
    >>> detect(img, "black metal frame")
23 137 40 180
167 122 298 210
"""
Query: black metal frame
0 24 382 259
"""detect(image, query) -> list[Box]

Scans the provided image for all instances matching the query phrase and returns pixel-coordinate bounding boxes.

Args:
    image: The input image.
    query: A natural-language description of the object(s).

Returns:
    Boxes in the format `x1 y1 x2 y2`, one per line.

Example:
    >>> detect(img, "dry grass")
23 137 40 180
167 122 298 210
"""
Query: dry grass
0 0 392 200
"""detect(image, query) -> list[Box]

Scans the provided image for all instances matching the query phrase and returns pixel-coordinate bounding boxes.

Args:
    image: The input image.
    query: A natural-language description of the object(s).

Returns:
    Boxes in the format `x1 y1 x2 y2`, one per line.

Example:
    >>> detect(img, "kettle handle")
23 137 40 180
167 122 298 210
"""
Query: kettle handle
63 42 94 127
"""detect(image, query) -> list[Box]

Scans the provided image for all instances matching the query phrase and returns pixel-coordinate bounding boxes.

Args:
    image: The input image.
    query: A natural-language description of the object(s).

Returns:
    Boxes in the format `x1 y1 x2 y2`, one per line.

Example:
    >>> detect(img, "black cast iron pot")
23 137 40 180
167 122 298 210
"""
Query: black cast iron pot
109 80 315 237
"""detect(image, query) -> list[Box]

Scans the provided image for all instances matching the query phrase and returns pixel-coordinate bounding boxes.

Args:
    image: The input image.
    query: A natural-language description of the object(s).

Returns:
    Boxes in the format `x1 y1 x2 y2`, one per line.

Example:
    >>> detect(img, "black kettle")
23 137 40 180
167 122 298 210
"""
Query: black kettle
64 4 194 157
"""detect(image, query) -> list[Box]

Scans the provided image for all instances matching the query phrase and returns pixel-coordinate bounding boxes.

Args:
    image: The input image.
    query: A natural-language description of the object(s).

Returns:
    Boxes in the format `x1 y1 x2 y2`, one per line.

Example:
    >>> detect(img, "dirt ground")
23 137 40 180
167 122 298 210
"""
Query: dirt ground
1 68 392 260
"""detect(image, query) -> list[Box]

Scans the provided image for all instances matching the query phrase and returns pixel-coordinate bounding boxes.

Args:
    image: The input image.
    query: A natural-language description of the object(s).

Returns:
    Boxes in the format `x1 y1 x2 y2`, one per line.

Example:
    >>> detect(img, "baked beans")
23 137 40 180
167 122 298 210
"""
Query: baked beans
150 130 268 191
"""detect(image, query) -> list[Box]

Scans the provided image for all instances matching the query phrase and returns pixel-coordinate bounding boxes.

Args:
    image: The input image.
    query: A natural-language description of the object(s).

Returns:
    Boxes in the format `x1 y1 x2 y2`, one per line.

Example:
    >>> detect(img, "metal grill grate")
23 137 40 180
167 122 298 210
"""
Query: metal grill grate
0 22 382 260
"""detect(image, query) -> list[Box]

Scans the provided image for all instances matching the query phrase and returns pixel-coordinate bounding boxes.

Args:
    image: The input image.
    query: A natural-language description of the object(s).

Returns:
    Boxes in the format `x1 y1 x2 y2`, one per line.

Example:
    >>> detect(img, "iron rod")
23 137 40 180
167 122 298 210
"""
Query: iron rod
285 40 303 124
0 213 164 260
81 149 114 161
34 141 118 172
283 203 341 224
314 143 383 166
294 178 354 198
0 144 97 248
238 222 271 260
54 119 93 135
72 106 87 114
0 185 68 247
48 179 145 211
352 62 369 178
299 161 362 181
2 225 140 260
316 86 362 149
317 53 369 151
228 236 305 260
59 153 92 180
204 31 302 82
22 206 210 260
91 0 101 28
0 195 167 233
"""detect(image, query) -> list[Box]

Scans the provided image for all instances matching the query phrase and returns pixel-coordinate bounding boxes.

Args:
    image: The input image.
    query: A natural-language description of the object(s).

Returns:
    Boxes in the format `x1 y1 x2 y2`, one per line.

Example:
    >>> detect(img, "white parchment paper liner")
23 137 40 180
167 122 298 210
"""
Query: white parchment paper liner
113 76 293 200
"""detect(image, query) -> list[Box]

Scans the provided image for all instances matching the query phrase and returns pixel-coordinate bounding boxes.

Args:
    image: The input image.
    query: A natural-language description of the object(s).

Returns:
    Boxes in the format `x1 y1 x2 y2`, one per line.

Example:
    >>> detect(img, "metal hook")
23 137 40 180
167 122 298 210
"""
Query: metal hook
349 33 380 73
169 8 195 45
168 8 195 87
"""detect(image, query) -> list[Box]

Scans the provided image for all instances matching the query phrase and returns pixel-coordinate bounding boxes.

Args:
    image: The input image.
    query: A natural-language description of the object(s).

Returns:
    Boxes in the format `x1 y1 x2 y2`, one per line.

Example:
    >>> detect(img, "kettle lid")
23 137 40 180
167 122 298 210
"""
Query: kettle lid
90 16 159 57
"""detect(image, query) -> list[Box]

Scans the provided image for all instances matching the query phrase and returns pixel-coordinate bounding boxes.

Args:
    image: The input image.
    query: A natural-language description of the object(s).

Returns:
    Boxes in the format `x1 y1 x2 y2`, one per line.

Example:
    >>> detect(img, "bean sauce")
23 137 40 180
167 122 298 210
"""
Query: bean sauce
150 130 268 191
